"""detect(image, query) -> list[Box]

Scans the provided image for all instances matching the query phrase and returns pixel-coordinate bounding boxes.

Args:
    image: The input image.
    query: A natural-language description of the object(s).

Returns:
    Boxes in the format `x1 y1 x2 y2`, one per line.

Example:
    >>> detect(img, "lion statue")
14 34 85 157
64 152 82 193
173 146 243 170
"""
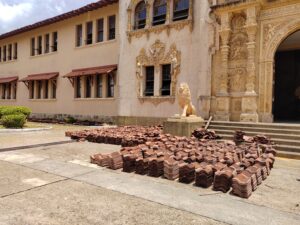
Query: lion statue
177 83 196 117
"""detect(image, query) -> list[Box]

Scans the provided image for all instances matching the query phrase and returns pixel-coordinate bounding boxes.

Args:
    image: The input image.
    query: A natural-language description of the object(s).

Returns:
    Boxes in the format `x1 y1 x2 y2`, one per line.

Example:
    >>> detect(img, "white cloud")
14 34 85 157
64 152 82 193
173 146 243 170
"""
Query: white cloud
0 1 32 22
0 0 98 34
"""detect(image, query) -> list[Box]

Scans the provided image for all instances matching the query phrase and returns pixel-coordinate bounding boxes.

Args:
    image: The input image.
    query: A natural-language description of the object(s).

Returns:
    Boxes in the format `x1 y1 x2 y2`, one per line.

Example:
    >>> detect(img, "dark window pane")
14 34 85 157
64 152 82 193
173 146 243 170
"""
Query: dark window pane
97 19 104 42
85 76 92 98
153 0 167 26
76 77 81 98
86 22 93 45
14 43 18 59
30 81 34 99
0 47 2 62
135 2 146 29
3 46 6 61
38 36 42 55
45 80 49 99
145 66 154 96
52 32 58 52
107 74 114 97
108 16 116 40
173 0 189 21
37 81 42 99
8 44 12 60
45 34 50 53
96 75 103 98
76 25 83 47
161 64 171 96
52 80 56 99
31 38 35 56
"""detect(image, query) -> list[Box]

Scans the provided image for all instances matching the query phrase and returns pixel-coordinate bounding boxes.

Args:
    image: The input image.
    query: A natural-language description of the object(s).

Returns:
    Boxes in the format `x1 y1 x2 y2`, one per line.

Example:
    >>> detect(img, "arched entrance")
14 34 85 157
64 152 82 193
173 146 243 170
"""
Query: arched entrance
273 30 300 122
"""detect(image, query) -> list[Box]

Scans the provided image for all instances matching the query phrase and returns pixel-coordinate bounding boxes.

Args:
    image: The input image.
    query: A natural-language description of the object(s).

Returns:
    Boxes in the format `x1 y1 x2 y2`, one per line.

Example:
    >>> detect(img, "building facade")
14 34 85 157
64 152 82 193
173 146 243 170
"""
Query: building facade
0 0 299 124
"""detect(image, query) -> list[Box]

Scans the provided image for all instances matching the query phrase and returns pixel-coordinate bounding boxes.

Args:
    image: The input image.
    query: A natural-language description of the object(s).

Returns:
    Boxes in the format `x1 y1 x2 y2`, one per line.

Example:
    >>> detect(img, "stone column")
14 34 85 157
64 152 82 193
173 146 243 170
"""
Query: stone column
240 7 259 122
154 65 161 97
214 13 231 121
145 2 151 28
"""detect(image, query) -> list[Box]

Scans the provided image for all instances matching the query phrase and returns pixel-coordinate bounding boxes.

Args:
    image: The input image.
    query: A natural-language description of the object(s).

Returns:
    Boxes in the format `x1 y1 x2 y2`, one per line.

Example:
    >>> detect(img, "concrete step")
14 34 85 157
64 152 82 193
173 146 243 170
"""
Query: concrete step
213 129 300 141
209 125 300 135
209 121 300 130
276 151 300 160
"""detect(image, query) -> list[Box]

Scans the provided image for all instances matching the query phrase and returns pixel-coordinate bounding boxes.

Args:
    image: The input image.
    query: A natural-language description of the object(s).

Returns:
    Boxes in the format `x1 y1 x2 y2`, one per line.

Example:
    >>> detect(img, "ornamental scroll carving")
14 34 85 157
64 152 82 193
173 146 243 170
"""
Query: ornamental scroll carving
136 40 181 105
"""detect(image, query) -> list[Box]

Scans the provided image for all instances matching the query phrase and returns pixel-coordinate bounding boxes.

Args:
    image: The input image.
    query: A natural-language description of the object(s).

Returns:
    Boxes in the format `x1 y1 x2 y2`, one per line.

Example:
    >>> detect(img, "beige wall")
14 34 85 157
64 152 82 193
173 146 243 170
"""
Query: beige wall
118 0 213 119
0 4 119 118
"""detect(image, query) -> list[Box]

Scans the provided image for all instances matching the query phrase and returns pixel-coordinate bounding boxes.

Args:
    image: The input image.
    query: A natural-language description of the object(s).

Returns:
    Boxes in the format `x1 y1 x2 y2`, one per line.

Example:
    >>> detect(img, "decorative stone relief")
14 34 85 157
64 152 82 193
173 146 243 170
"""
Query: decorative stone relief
136 40 181 105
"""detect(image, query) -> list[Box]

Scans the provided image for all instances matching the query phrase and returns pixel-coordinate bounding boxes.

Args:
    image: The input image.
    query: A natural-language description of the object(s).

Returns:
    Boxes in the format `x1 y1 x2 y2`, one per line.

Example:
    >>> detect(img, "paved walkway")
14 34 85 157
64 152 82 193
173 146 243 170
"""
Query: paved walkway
0 124 299 225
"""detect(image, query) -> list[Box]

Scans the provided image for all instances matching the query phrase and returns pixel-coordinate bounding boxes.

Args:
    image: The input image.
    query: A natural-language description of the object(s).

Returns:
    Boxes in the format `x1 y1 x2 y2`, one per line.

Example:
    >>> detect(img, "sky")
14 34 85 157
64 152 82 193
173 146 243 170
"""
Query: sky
0 0 98 34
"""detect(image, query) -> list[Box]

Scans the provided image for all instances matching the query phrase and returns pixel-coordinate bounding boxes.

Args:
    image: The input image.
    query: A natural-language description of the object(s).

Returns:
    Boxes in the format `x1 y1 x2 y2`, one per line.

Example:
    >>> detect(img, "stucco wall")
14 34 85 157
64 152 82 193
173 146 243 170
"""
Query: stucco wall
0 4 119 118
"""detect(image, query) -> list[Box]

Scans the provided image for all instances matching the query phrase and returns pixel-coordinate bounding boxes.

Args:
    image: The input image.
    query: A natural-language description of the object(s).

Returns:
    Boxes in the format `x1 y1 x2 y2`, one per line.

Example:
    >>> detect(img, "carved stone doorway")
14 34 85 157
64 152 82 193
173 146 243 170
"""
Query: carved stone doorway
273 30 300 122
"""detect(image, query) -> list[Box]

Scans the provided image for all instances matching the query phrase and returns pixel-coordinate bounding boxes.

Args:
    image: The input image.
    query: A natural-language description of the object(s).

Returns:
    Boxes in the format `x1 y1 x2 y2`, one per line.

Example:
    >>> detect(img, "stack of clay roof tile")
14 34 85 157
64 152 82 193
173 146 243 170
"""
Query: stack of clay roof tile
148 157 164 177
90 153 109 167
234 130 246 144
192 128 221 140
108 152 123 170
195 165 214 188
164 158 179 180
122 154 137 173
135 158 149 175
179 163 195 183
213 167 236 193
232 171 253 198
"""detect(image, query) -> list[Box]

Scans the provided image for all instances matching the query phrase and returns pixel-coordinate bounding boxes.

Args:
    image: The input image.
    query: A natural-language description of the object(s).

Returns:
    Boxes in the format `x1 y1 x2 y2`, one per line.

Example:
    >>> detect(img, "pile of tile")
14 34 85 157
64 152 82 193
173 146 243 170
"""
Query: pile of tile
234 130 246 144
179 163 195 184
72 125 277 199
195 165 214 188
192 128 221 140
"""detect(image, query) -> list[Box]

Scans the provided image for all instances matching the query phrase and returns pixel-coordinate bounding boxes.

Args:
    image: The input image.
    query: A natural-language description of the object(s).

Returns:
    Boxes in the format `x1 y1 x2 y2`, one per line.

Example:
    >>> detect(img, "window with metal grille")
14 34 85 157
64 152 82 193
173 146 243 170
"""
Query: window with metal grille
45 34 50 53
108 16 116 40
97 19 104 42
153 0 167 26
145 66 155 96
85 76 92 98
86 22 93 45
173 0 189 21
161 64 171 96
135 2 146 30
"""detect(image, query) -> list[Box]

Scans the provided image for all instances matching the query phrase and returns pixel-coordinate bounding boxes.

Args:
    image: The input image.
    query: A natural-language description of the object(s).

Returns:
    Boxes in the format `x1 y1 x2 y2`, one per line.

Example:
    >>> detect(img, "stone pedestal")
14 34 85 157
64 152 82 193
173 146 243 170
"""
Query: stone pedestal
163 115 204 137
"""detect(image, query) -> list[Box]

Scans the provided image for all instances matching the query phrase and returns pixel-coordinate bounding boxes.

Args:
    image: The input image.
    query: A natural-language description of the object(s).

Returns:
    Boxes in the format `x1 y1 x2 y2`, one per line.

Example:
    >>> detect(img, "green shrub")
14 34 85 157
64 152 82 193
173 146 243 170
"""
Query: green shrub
1 114 26 128
0 106 31 118
64 116 76 124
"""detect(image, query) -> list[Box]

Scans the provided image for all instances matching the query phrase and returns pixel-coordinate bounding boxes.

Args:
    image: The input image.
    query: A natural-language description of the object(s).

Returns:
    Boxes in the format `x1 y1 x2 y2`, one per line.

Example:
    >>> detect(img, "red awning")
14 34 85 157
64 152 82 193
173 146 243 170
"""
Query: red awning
64 64 117 78
0 76 18 84
20 72 59 82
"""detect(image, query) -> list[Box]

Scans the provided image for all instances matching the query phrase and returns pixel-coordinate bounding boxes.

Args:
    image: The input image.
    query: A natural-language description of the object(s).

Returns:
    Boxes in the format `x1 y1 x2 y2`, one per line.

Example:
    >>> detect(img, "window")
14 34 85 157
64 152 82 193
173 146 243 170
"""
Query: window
153 0 167 26
14 43 18 59
37 36 42 55
45 34 50 53
145 66 155 96
96 74 103 98
3 46 6 62
8 44 12 60
97 19 104 42
31 38 35 56
173 0 189 21
135 2 146 30
86 22 93 45
1 84 6 99
6 83 11 99
108 15 116 40
76 25 83 47
85 76 92 98
0 47 2 62
52 81 56 99
30 81 34 99
75 77 81 98
107 74 114 97
161 64 171 96
52 32 58 52
44 80 49 99
37 81 42 99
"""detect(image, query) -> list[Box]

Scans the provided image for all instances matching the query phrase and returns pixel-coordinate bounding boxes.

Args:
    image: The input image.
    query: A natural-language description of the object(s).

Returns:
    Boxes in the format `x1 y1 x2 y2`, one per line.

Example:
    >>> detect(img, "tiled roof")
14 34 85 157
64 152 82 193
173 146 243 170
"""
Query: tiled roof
0 0 118 41
20 72 59 81
0 76 18 84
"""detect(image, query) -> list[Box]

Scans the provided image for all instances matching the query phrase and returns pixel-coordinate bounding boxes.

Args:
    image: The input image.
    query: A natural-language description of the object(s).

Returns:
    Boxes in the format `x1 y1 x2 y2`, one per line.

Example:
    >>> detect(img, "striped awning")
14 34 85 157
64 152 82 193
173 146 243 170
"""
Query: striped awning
64 64 117 78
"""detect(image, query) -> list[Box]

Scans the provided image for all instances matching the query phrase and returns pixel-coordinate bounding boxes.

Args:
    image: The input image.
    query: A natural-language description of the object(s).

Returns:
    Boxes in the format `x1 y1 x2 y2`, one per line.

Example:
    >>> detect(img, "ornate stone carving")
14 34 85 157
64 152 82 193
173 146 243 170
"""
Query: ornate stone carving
136 40 181 105
177 83 196 117
138 96 176 106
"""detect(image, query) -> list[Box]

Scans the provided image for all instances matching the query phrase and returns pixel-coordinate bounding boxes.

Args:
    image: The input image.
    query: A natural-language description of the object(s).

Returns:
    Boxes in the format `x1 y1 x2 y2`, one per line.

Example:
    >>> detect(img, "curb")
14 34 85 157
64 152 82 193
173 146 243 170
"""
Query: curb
0 126 53 133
